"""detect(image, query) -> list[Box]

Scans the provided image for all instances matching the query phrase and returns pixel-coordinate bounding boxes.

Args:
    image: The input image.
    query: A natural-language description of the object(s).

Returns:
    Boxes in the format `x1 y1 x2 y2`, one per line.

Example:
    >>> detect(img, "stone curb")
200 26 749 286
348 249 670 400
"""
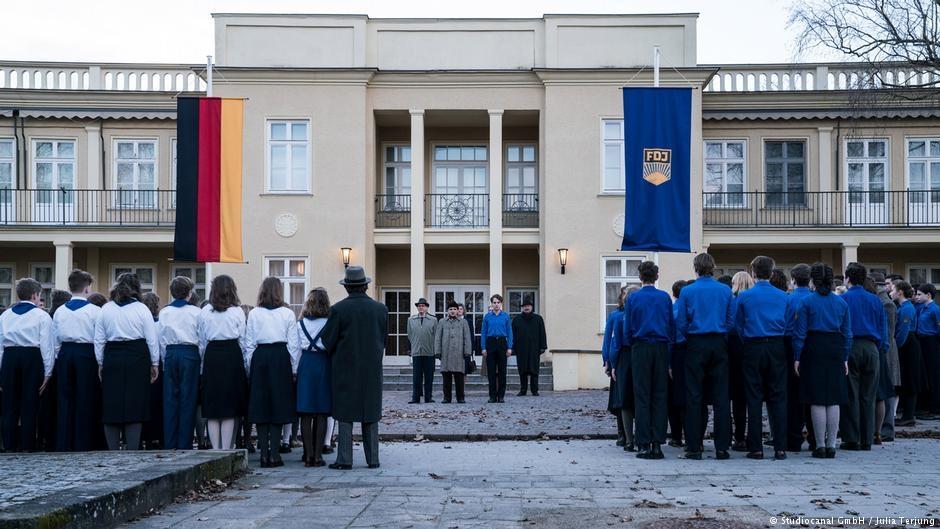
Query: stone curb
0 451 246 529
357 429 940 442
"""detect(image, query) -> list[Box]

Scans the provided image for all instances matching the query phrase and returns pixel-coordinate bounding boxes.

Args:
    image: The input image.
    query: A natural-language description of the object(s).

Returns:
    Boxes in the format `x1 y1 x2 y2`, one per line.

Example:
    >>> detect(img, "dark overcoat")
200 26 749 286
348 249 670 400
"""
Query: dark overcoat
321 291 388 423
511 312 547 375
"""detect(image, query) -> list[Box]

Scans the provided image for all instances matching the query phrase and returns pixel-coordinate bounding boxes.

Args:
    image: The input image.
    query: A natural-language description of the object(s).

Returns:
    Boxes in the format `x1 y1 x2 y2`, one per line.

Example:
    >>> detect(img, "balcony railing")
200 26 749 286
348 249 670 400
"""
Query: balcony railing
0 61 205 92
502 193 539 228
703 190 940 228
426 194 489 228
0 189 176 227
375 194 412 228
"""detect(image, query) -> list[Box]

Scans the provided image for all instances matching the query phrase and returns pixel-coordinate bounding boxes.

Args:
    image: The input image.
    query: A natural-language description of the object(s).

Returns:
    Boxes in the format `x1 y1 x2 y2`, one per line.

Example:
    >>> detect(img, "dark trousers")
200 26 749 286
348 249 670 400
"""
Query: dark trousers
56 344 103 451
485 337 508 399
442 372 465 402
411 356 435 402
1 347 44 452
684 334 730 453
784 340 807 450
519 372 538 395
841 339 880 445
632 342 669 445
742 337 787 452
163 345 201 450
336 421 378 466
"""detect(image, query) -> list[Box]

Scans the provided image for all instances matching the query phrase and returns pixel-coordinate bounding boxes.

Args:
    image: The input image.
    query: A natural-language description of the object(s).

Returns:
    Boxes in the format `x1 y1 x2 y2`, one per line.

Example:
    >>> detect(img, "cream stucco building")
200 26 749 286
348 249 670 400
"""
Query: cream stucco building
1 13 938 389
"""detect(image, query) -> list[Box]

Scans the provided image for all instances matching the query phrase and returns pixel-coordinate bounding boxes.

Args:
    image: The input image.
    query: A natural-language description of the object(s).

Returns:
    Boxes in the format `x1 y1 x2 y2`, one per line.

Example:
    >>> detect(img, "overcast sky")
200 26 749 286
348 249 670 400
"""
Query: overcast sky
3 0 810 65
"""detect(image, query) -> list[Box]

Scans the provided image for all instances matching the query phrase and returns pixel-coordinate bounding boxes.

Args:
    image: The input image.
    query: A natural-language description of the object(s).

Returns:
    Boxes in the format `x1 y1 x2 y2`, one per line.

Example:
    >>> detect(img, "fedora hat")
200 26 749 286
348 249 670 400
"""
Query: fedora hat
415 297 430 307
522 297 535 307
339 266 371 286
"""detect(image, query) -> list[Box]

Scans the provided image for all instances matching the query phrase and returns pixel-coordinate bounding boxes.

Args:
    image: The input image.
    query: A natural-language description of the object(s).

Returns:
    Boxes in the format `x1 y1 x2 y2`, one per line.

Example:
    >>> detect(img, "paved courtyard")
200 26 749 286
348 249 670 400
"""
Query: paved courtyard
124 439 940 529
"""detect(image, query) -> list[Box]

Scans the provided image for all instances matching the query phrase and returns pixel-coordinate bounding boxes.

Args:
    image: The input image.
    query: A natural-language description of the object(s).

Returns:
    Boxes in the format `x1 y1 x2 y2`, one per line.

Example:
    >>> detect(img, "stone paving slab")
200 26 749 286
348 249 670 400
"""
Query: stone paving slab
0 450 246 529
122 439 940 529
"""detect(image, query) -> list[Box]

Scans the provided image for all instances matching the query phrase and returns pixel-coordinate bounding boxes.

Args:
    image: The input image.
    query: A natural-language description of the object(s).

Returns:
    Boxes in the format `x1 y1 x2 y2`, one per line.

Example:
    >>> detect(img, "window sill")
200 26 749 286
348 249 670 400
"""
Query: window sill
597 191 625 197
260 192 314 197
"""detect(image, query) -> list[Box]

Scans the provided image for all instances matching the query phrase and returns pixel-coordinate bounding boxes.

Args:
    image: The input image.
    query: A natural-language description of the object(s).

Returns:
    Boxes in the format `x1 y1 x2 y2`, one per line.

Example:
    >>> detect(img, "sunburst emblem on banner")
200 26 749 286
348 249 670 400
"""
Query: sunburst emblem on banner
642 148 672 186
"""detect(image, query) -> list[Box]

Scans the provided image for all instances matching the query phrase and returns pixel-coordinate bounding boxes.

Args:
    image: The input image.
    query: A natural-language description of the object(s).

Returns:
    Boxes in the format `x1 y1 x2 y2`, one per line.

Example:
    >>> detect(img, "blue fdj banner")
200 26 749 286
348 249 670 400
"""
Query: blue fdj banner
620 87 692 253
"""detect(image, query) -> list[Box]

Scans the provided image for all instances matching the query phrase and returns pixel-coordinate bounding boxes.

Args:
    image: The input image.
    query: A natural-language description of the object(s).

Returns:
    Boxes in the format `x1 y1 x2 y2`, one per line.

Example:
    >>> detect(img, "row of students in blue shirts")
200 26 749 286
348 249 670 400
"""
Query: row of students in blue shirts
601 253 940 460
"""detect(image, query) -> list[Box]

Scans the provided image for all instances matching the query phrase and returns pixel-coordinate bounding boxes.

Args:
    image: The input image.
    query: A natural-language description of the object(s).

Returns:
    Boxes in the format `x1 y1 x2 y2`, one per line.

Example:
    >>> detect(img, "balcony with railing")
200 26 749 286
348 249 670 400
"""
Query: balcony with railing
703 190 940 228
703 62 939 93
374 193 540 229
0 189 176 227
0 61 206 92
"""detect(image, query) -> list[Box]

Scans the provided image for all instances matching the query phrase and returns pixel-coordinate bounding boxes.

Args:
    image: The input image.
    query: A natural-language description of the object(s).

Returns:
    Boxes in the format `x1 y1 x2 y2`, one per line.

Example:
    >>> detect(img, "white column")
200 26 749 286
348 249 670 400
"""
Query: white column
85 124 101 188
818 126 833 225
54 240 73 290
409 109 426 312
488 110 504 298
842 242 859 274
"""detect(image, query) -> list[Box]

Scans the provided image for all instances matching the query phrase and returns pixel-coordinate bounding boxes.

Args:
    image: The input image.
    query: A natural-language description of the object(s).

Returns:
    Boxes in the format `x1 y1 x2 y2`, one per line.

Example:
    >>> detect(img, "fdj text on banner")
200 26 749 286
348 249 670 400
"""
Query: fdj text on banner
620 87 692 253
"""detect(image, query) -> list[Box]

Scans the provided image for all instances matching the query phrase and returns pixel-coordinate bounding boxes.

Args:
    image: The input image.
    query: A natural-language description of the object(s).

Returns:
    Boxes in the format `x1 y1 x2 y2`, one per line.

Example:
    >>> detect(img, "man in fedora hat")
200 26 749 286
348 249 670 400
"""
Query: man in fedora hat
511 297 547 396
407 297 437 404
320 266 388 469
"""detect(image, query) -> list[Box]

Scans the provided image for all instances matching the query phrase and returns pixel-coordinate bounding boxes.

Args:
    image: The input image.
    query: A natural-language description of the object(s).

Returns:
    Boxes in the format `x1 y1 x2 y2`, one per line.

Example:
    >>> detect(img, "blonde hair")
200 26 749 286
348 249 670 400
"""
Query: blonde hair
731 271 754 295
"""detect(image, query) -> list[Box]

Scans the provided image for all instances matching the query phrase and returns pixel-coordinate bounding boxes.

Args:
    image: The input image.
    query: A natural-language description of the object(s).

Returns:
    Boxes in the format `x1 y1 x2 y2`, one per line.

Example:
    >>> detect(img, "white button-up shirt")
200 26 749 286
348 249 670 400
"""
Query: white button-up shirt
246 306 301 374
53 297 100 356
0 302 55 376
197 304 247 362
298 317 327 351
157 301 202 362
93 300 160 366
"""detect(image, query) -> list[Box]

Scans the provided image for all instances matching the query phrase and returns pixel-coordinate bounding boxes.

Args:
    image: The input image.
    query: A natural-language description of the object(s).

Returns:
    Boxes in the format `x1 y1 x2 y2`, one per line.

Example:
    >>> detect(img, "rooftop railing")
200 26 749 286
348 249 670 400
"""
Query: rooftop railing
703 63 939 92
0 61 206 92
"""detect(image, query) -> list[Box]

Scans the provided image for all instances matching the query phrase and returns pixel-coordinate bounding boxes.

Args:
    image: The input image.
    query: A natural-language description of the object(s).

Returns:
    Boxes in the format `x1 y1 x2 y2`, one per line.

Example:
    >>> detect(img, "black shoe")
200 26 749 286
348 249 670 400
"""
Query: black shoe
859 444 872 451
895 418 916 427
763 439 774 446
825 447 836 458
456 400 465 404
321 446 334 455
731 441 747 452
650 444 665 460
497 397 505 403
328 463 352 470
273 459 284 467
368 463 380 469
636 445 652 459
279 443 291 454
774 451 787 460
246 444 256 454
425 399 435 403
839 442 860 451
442 399 452 403
812 448 827 458
624 442 636 452
408 399 420 404
746 451 763 460
882 436 894 442
487 397 496 403
259 458 272 468
517 391 527 396
668 439 684 448
683 451 702 460
715 450 730 460
616 438 626 447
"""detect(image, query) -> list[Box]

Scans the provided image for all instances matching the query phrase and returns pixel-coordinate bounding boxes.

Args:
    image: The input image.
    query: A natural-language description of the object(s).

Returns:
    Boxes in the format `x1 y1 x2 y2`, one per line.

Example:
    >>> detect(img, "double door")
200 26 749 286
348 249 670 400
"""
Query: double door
428 285 487 360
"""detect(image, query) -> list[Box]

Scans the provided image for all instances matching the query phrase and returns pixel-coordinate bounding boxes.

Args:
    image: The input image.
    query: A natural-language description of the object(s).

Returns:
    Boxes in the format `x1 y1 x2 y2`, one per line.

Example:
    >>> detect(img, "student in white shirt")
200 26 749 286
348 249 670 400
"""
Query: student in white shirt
159 276 203 450
0 277 54 452
246 276 300 468
53 269 103 451
197 275 248 450
94 273 159 450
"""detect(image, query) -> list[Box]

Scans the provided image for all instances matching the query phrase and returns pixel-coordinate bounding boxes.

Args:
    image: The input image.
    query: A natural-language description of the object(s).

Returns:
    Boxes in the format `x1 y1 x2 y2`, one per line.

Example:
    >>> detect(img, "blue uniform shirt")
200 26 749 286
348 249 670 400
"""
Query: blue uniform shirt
896 300 916 347
624 285 674 346
842 285 888 351
674 276 733 341
785 287 813 336
792 292 853 361
481 310 513 349
734 280 790 339
916 301 940 336
608 310 627 369
601 308 623 366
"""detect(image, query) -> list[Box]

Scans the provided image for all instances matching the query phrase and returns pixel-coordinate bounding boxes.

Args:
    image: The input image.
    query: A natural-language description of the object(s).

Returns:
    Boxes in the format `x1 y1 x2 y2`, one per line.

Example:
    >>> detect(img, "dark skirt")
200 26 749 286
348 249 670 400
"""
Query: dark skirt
918 334 939 393
101 339 151 424
296 349 332 415
608 348 634 412
798 332 848 406
727 333 746 402
899 335 926 393
669 342 687 406
876 352 895 401
248 342 296 425
201 339 247 419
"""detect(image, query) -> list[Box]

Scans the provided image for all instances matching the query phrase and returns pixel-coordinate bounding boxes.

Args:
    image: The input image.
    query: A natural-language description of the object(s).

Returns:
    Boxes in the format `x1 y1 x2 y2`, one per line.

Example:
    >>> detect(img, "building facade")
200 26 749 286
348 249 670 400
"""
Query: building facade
1 13 938 388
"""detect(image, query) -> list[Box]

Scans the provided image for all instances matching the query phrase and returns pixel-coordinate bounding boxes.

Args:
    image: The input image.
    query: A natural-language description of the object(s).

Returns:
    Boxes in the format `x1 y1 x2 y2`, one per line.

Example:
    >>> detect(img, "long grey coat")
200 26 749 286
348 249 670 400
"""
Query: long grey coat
434 316 472 373
879 290 901 386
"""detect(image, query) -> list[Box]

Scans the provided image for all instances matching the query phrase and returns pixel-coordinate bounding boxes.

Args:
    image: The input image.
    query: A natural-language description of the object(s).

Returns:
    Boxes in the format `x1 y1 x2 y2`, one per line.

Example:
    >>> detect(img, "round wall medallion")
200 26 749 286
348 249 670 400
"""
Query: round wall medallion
275 213 299 238
612 213 625 238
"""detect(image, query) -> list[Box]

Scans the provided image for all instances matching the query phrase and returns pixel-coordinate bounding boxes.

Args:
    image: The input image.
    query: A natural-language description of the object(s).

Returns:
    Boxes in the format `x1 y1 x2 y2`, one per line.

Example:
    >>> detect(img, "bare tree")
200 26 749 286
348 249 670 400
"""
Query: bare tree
790 0 940 89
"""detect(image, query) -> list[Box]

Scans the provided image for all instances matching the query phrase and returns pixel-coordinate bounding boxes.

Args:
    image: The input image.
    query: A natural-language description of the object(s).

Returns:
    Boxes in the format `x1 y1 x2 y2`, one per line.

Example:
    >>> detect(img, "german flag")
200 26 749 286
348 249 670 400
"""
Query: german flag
173 97 244 263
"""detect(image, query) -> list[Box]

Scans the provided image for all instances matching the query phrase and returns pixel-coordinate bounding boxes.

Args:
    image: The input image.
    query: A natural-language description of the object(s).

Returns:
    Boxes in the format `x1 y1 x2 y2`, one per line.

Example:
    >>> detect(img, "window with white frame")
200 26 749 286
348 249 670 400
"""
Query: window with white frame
265 257 307 317
170 138 177 207
0 264 13 308
431 145 488 227
171 264 206 303
31 263 54 308
0 139 13 205
907 139 940 204
267 120 310 193
382 289 411 356
33 140 75 206
846 139 888 204
909 265 940 289
112 264 155 294
601 256 644 325
602 120 625 192
114 139 157 208
507 288 538 317
704 140 746 207
382 145 411 212
765 140 806 206
505 144 538 198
